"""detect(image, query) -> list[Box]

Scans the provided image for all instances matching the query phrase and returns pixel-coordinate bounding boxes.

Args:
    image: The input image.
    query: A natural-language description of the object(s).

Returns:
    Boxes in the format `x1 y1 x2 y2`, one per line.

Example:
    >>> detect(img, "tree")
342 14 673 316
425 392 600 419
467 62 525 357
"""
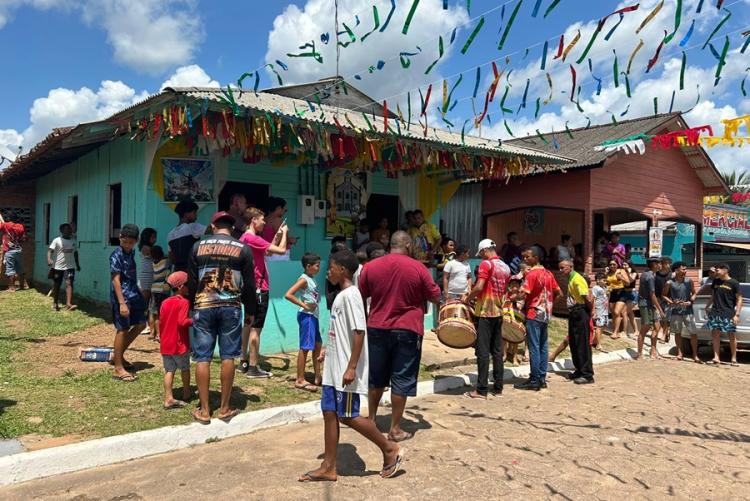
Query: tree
720 170 750 206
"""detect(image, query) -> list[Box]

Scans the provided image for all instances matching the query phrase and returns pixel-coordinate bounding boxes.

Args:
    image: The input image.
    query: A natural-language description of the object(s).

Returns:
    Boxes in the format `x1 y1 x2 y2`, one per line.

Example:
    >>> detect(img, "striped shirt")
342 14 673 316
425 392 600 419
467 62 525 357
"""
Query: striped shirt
151 258 170 294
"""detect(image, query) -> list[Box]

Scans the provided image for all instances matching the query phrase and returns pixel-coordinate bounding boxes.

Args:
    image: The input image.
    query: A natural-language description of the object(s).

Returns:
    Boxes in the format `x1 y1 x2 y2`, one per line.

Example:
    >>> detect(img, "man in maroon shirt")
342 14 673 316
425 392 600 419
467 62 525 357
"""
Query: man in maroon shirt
359 231 440 442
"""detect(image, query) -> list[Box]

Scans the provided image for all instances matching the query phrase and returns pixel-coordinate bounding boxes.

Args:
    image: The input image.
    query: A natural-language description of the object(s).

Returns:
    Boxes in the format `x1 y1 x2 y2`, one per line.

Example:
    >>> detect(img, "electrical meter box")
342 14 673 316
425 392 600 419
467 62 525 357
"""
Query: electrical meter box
298 195 315 225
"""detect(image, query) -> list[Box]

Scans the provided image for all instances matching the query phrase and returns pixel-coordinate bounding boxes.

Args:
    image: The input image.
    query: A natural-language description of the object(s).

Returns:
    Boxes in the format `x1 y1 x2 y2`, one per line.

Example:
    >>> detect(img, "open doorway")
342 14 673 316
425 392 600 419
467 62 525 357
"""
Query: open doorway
366 194 399 235
218 182 269 213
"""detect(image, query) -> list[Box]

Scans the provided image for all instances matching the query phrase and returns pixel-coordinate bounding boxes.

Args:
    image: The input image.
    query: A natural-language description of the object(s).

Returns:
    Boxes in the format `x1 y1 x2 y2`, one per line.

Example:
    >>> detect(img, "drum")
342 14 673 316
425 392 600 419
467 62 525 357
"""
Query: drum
437 301 477 349
502 303 526 343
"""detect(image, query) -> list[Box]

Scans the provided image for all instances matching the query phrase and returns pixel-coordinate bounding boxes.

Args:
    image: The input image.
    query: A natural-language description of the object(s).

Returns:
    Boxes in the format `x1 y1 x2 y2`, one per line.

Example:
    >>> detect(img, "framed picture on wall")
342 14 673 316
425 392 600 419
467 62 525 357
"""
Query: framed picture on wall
325 168 368 238
161 157 214 202
523 208 544 235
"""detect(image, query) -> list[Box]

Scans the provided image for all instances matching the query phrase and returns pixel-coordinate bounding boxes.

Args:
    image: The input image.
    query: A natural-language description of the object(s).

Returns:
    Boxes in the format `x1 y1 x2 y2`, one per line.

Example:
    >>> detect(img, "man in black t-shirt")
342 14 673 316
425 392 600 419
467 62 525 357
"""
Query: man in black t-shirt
654 257 673 343
187 211 256 424
168 200 206 272
706 263 743 366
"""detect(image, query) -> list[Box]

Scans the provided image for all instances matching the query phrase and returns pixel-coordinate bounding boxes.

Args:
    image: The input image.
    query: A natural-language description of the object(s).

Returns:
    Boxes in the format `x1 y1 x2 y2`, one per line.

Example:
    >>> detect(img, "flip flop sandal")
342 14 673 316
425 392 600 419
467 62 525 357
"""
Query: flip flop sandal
164 400 187 410
387 431 413 442
381 449 406 479
705 360 720 366
298 471 337 482
192 409 211 425
65 305 78 311
218 409 241 422
730 362 739 367
463 391 487 400
294 383 319 393
108 361 136 371
112 373 137 382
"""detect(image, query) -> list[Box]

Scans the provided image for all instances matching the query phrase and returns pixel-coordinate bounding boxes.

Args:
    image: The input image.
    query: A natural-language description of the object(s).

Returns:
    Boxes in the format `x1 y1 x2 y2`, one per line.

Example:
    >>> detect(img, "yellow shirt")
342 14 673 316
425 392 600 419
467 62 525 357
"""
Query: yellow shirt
409 223 441 261
567 271 589 307
606 272 624 290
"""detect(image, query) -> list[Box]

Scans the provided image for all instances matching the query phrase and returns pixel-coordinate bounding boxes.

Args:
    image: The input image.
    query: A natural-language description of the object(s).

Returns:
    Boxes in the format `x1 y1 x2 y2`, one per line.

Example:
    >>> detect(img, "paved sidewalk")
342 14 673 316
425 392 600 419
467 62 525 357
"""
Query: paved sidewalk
5 354 749 500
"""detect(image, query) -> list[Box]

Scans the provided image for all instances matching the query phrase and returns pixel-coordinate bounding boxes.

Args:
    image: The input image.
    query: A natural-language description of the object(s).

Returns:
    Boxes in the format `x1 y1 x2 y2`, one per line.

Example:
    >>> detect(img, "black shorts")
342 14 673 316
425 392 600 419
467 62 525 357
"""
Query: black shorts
368 328 422 397
609 289 626 304
52 269 75 285
251 291 269 329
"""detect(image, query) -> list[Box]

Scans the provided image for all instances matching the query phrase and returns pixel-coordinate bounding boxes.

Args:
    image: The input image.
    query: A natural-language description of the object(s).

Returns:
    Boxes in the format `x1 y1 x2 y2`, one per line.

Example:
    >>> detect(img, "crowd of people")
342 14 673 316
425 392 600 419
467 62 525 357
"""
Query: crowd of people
1 198 745 481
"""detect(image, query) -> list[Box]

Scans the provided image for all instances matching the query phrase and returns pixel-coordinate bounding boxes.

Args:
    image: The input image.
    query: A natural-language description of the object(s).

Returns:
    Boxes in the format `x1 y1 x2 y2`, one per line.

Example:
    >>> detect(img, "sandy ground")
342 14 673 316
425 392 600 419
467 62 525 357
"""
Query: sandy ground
4 355 750 500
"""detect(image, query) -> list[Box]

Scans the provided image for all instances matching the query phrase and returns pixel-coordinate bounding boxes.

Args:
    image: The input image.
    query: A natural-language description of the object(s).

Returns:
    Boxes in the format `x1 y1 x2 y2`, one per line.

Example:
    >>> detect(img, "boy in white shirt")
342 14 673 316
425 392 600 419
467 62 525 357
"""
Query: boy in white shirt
48 223 80 311
298 250 404 483
591 272 609 350
442 244 473 300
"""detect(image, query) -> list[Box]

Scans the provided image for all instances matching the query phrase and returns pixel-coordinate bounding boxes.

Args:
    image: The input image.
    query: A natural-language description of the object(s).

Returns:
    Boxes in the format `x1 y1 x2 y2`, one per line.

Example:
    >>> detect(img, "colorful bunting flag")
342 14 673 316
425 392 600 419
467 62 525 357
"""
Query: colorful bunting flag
498 0 523 51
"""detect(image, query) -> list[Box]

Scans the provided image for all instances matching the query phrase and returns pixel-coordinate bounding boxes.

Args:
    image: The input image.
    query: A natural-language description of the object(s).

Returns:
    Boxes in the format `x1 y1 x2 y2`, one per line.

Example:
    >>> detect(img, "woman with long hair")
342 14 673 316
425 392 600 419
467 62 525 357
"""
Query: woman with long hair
606 259 631 339
621 261 638 338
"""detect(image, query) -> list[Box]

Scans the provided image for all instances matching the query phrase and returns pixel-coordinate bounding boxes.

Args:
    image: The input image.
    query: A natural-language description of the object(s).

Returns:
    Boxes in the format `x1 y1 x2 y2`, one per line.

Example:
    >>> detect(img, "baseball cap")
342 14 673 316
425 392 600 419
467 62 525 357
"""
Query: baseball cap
211 211 235 225
476 238 496 256
174 200 199 216
166 271 188 289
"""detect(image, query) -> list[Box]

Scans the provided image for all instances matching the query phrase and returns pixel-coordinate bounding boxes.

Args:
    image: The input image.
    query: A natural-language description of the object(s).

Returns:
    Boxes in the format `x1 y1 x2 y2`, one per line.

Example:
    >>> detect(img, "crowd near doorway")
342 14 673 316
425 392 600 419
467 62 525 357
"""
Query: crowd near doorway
219 182 269 213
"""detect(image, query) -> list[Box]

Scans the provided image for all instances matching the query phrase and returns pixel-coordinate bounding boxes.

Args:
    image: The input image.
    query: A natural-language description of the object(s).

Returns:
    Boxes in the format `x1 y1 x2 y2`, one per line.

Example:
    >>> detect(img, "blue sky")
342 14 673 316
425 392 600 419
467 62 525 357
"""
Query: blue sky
1 0 749 172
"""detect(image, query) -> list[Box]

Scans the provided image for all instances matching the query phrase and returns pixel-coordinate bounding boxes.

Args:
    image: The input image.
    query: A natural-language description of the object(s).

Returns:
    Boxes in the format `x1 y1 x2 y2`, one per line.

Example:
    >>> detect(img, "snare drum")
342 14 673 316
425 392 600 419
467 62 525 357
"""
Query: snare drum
437 301 477 349
501 302 526 343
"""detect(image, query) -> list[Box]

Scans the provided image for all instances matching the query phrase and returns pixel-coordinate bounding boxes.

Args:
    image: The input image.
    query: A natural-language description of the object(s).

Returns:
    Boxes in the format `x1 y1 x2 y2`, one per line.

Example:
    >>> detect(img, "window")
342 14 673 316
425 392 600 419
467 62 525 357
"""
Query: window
108 183 122 246
43 203 51 245
67 195 78 226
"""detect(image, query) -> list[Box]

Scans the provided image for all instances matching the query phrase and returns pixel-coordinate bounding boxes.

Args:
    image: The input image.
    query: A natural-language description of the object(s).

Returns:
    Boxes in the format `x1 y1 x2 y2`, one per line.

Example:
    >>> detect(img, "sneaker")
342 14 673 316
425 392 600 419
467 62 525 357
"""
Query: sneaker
237 360 249 374
513 379 540 391
565 372 581 381
246 366 272 378
573 377 594 385
539 380 548 389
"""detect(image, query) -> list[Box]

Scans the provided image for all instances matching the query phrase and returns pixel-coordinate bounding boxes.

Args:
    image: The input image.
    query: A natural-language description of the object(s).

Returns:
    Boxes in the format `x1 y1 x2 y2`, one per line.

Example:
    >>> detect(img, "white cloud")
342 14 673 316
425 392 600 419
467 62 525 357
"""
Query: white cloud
0 65 217 162
0 0 202 74
160 64 219 90
265 0 469 103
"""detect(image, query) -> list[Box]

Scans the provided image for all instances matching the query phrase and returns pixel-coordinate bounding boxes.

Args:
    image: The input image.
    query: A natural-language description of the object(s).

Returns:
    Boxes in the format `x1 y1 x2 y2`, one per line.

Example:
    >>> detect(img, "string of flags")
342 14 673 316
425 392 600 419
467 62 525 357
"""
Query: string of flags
594 115 750 154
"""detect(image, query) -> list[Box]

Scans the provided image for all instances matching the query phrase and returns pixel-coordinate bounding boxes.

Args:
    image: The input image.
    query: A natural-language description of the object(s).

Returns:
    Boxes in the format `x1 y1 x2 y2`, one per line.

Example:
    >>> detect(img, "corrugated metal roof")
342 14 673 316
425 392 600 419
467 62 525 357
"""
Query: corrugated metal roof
167 87 573 164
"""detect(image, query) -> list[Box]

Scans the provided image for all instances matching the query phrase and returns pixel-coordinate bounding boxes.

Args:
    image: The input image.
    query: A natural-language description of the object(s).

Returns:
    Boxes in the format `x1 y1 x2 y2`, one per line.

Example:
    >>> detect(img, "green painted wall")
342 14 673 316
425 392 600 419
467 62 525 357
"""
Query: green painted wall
32 138 446 355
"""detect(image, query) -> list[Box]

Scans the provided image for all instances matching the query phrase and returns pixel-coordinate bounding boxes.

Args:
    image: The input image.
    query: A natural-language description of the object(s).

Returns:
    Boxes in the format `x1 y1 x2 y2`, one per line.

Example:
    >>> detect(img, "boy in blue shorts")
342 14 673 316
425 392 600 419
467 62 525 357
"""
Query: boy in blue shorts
284 252 323 392
110 224 147 382
298 250 404 483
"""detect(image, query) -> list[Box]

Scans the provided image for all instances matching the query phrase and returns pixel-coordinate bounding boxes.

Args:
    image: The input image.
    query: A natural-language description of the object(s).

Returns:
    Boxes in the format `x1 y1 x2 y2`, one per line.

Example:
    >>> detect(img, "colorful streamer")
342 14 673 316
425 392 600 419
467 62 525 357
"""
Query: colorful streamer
532 0 543 17
669 90 676 113
518 78 530 111
541 40 548 70
653 97 658 115
472 67 481 98
461 16 485 54
504 119 514 136
742 68 750 97
450 27 457 45
337 23 356 47
399 47 422 68
636 0 663 35
565 121 575 139
360 6 381 42
679 20 695 47
402 0 420 35
663 0 682 44
622 72 631 98
696 0 705 13
500 86 513 114
443 74 464 114
562 29 581 62
534 97 541 119
569 65 577 102
576 20 605 65
713 35 729 86
287 41 323 63
380 0 396 32
646 31 667 73
626 39 644 74
275 60 288 71
544 72 553 104
424 36 444 74
498 0 523 51
679 51 687 90
702 8 731 50
613 49 620 88
588 59 602 95
742 32 750 54
544 0 561 18
605 13 625 41
553 34 564 59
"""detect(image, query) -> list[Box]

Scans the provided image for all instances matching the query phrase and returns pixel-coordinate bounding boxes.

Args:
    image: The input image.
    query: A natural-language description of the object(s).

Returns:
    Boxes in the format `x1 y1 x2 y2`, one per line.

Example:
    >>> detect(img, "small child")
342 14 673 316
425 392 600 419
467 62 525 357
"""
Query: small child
159 271 192 408
442 244 472 301
110 224 146 382
592 272 609 350
503 278 524 365
299 250 403 482
149 246 170 342
285 253 323 392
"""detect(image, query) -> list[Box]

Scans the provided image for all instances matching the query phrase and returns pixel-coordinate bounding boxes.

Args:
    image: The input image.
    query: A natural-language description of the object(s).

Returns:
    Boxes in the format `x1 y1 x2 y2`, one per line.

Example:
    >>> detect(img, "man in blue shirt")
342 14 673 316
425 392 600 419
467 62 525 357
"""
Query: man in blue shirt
111 224 147 382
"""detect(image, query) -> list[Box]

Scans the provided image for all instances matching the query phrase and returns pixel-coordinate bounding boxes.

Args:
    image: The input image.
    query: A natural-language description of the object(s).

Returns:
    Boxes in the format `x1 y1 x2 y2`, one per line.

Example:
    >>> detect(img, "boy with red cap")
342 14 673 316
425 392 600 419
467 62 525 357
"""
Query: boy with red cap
159 271 193 409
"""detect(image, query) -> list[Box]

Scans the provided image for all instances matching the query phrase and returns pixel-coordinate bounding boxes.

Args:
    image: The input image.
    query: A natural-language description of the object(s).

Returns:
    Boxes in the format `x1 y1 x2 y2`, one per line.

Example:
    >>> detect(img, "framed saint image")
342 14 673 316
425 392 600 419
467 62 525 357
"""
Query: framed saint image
161 157 214 202
325 168 368 238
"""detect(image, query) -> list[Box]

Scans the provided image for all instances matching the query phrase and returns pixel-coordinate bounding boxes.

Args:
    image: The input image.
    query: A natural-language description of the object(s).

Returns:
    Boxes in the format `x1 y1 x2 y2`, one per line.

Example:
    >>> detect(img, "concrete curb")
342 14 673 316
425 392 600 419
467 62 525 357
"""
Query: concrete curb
0 340 673 486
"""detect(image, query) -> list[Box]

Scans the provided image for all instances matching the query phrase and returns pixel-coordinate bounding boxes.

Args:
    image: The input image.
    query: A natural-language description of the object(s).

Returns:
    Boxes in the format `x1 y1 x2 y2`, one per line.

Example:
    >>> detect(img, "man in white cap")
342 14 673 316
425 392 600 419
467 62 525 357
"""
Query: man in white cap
462 239 511 398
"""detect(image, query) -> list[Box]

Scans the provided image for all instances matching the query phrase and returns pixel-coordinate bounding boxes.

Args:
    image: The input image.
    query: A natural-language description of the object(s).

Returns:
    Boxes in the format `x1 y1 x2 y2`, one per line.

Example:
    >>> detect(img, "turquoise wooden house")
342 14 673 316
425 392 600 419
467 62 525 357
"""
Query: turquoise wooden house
0 78 569 354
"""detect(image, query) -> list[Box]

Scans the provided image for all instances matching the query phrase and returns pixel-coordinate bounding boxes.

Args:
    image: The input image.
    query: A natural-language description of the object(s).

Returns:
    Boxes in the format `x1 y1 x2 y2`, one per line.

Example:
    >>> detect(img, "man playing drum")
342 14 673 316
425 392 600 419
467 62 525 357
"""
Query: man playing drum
462 239 511 399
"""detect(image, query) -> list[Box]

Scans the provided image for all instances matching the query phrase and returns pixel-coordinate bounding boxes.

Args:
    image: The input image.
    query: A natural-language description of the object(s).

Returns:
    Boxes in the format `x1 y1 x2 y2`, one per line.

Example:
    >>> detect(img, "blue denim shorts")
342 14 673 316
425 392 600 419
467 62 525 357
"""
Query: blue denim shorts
321 385 360 418
192 306 243 362
112 295 147 331
3 249 22 277
298 312 322 351
368 328 422 397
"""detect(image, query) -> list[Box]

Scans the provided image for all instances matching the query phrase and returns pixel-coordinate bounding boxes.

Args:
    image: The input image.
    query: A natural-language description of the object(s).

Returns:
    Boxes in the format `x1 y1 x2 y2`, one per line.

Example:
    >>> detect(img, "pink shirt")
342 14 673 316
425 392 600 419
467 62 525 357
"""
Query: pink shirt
240 232 271 291
261 223 276 243
359 253 441 336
